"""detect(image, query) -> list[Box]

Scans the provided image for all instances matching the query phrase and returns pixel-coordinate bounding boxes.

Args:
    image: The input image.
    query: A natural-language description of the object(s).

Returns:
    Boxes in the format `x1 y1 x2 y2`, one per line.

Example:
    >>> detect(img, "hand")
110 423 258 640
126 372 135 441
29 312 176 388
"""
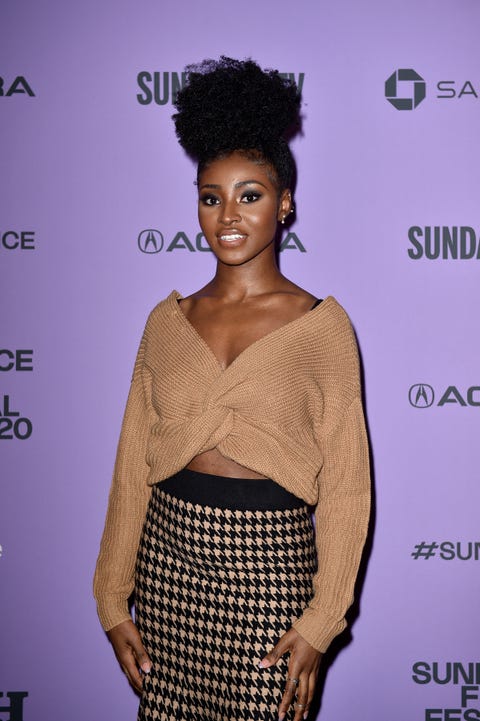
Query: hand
259 627 322 721
107 619 152 693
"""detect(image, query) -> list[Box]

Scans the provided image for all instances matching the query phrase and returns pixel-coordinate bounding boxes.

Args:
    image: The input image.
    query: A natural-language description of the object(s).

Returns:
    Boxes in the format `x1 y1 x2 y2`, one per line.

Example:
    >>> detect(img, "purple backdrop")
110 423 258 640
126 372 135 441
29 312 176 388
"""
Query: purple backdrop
2 1 479 719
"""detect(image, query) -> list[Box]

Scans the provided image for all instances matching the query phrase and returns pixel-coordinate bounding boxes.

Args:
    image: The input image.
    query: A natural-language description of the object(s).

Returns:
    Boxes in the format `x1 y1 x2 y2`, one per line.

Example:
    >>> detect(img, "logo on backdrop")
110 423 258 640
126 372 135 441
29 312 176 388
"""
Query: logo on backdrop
0 692 29 721
409 383 434 408
412 661 480 719
138 229 164 254
0 350 33 372
409 384 480 408
137 229 306 253
1 231 35 251
407 226 480 260
0 396 32 440
0 76 35 97
385 69 426 110
386 69 480 109
136 72 305 105
411 542 480 561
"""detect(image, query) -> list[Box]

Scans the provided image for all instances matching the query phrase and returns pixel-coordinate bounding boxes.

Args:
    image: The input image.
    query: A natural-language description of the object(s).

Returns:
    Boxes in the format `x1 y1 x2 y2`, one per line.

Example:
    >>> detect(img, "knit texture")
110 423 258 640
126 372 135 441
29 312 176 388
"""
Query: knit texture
93 289 371 653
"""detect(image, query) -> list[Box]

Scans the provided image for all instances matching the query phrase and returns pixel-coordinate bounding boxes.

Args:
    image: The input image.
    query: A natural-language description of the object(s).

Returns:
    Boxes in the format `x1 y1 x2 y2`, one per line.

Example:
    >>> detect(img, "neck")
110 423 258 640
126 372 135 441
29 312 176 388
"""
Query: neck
208 248 285 301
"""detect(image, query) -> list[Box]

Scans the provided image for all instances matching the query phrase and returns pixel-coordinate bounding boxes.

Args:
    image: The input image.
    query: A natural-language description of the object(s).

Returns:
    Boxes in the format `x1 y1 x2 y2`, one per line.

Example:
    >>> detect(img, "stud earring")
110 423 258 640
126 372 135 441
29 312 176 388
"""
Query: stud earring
280 217 285 225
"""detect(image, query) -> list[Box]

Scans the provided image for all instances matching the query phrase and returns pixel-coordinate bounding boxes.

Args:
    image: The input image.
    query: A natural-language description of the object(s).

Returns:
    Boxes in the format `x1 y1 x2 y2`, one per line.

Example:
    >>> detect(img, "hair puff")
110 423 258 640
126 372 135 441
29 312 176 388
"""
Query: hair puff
172 56 301 189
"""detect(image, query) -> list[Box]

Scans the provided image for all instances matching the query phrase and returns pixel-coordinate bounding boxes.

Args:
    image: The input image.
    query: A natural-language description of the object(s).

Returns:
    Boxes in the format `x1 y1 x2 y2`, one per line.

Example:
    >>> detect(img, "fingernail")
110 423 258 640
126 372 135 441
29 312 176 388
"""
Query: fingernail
303 714 308 720
258 659 267 668
141 663 151 673
278 713 285 721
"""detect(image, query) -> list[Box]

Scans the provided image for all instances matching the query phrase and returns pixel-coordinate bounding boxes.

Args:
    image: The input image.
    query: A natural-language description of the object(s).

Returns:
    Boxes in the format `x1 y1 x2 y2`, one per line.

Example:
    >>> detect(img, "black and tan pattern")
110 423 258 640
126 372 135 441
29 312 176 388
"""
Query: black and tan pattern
135 485 317 721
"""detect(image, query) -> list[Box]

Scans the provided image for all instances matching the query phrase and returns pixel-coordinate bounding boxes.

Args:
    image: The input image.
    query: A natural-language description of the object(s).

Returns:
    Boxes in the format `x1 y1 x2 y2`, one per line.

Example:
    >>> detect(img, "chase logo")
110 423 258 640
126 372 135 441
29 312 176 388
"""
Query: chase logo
409 383 435 408
385 69 426 110
138 229 163 254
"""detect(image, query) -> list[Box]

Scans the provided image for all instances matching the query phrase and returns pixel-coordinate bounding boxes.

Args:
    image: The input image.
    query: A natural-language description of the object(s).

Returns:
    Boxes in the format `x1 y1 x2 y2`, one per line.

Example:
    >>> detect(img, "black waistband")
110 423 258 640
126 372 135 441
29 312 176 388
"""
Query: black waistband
158 468 307 511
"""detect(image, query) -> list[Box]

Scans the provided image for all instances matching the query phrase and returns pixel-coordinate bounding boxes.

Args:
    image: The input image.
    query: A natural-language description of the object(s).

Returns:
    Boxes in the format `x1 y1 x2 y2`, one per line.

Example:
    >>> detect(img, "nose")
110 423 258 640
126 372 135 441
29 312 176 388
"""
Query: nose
219 199 241 225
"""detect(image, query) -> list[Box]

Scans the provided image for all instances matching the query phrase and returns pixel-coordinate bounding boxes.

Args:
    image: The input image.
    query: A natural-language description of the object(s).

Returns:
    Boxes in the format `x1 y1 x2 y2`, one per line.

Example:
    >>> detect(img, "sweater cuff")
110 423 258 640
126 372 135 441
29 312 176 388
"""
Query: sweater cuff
292 608 347 653
95 594 132 633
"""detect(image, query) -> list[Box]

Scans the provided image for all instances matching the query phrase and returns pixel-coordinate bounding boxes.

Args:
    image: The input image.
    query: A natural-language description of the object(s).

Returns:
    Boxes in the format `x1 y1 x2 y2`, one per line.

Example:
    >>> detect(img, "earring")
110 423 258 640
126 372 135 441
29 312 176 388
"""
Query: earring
280 217 285 225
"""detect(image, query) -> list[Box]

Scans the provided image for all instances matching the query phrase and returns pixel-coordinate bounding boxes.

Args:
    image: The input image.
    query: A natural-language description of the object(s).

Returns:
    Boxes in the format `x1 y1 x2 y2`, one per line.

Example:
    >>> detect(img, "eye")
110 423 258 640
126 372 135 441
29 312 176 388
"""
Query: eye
199 193 220 206
240 191 262 203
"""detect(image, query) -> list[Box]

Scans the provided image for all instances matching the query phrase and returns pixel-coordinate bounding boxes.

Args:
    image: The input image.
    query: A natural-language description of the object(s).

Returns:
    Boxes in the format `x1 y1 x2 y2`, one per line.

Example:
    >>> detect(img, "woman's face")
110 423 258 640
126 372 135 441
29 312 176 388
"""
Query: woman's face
197 151 292 266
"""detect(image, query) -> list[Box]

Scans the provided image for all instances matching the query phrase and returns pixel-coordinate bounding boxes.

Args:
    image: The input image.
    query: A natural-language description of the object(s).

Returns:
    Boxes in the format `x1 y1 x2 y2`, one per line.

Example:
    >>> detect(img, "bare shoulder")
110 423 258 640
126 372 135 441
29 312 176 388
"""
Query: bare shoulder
271 280 320 316
176 287 216 316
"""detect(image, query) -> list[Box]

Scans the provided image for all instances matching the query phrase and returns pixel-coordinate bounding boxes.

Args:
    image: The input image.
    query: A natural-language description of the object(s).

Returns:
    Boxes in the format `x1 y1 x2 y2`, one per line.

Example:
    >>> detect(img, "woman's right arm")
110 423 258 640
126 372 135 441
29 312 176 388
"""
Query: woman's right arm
93 326 156 686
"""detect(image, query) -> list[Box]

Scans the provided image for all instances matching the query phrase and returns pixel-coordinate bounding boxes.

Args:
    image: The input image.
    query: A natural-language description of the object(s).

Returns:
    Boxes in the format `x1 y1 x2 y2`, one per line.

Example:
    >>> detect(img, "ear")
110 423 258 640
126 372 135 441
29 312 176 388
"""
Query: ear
277 189 292 223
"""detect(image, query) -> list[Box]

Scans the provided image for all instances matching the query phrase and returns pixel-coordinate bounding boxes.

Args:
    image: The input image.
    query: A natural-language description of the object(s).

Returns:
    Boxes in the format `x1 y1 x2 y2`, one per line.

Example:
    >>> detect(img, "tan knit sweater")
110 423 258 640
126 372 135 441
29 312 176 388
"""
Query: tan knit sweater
93 289 371 653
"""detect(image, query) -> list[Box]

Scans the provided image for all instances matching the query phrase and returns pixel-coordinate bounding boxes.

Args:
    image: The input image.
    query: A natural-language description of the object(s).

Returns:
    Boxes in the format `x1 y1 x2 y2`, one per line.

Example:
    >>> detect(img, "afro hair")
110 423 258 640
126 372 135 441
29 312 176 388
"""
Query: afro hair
172 56 301 190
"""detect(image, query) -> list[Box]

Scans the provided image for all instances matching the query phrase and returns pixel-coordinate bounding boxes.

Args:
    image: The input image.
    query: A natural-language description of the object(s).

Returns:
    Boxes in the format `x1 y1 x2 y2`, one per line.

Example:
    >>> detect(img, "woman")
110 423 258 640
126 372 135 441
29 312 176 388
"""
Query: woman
94 57 371 721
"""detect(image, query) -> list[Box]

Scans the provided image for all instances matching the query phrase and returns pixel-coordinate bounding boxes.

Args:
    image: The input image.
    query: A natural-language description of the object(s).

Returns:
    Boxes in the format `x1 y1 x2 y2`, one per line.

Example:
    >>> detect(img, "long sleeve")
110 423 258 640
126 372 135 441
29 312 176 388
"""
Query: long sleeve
92 291 371 643
93 328 156 632
292 395 371 653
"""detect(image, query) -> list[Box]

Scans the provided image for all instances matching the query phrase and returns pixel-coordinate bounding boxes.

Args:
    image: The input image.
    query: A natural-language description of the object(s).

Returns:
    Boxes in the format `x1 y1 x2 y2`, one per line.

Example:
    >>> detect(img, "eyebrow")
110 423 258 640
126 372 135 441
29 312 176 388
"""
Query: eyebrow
199 180 268 190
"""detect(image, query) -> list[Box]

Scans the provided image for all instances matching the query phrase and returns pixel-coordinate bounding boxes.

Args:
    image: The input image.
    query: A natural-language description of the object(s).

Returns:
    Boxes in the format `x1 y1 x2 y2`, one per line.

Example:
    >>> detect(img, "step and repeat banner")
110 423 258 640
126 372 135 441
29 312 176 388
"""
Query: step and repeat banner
2 0 479 719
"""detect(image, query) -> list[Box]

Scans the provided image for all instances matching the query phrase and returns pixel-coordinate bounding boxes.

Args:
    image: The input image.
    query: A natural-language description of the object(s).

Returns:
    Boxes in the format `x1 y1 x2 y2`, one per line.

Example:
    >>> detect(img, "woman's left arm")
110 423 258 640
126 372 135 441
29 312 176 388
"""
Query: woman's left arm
260 385 371 718
292 395 371 651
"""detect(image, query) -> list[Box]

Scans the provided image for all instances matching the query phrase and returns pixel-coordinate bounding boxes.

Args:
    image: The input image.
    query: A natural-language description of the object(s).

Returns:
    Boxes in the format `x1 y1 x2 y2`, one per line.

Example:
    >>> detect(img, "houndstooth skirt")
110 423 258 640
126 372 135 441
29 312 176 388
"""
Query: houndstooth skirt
135 469 317 721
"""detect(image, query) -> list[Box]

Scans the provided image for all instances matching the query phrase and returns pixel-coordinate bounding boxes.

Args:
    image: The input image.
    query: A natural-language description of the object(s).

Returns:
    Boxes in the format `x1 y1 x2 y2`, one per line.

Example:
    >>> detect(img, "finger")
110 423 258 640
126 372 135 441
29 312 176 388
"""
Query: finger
277 669 301 720
120 656 143 694
292 675 309 721
298 669 319 719
307 669 318 705
259 630 293 668
131 637 152 675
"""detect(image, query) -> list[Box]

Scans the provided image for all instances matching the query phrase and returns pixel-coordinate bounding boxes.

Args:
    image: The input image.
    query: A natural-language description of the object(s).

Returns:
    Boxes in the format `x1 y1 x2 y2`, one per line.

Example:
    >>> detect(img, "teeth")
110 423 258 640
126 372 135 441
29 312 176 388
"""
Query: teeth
220 234 245 241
